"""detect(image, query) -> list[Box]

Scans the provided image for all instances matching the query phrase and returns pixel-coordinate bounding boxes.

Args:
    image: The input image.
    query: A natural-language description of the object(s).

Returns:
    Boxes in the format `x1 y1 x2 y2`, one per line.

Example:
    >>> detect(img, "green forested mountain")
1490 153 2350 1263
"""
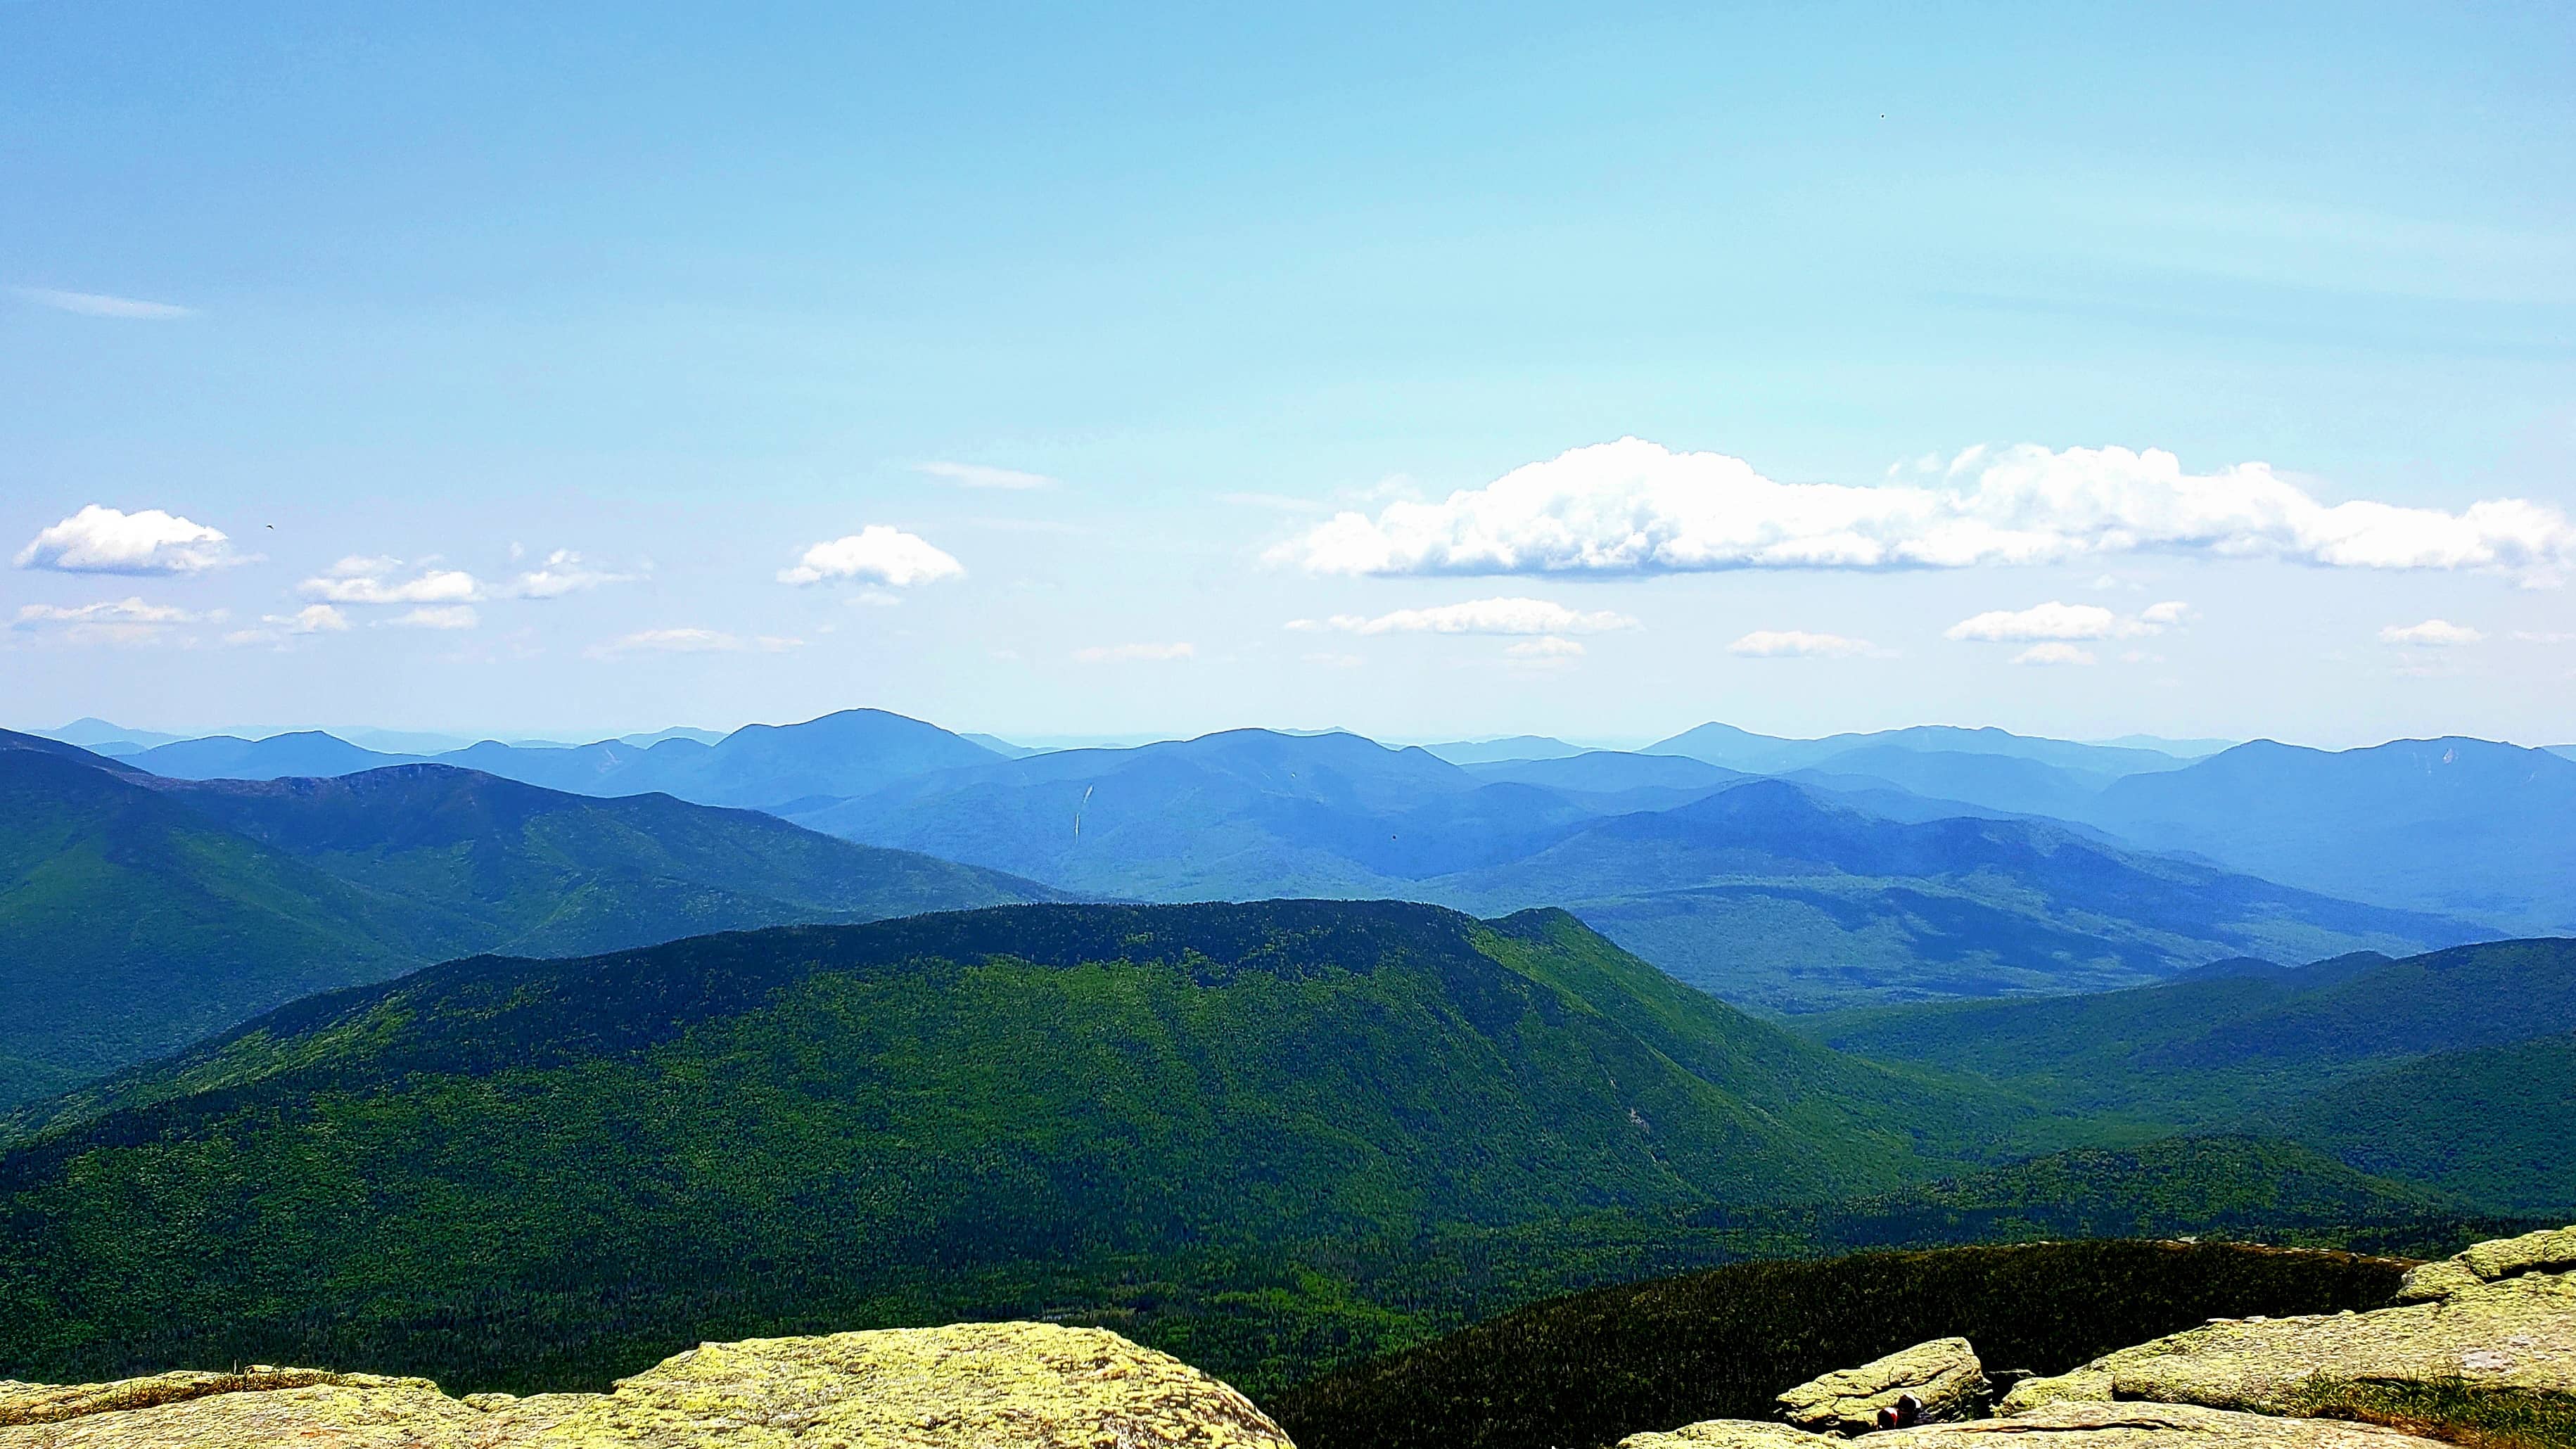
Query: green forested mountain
0 747 1059 1106
2265 1032 2576 1215
1802 936 2576 1124
0 902 2033 1393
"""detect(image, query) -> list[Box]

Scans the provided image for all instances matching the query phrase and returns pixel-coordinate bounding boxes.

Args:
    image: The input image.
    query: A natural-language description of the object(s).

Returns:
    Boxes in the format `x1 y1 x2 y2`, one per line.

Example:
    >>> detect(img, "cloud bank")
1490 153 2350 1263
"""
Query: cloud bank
16 506 243 575
780 526 964 587
1274 438 2576 585
1287 596 1638 637
1944 599 2187 642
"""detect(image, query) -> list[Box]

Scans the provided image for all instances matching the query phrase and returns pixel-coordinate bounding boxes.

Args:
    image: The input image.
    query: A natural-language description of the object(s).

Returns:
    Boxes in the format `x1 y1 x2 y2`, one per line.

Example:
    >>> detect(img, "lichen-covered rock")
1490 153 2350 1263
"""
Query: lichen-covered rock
0 1322 1294 1448
1623 1401 2450 1448
2000 1234 2576 1419
1775 1336 1987 1434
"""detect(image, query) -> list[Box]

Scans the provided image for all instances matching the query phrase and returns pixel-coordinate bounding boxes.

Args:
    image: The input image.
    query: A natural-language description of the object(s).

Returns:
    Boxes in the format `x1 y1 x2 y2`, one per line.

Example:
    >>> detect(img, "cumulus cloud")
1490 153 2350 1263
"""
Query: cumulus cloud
1728 630 1879 658
300 556 482 605
382 605 480 630
12 286 194 319
779 525 964 587
15 505 244 575
916 461 1057 490
2013 642 2098 666
2379 619 2485 646
503 549 636 599
1273 438 2576 586
1285 597 1639 637
1073 641 1195 663
1946 599 2187 642
588 627 803 657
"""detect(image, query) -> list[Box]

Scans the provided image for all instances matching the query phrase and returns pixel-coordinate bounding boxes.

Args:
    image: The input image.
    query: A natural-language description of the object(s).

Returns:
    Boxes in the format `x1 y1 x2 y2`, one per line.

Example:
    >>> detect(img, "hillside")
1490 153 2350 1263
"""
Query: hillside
1803 937 2576 1125
2083 736 2576 933
0 751 1059 1108
0 902 2032 1394
2266 1032 2576 1215
1422 781 2476 1012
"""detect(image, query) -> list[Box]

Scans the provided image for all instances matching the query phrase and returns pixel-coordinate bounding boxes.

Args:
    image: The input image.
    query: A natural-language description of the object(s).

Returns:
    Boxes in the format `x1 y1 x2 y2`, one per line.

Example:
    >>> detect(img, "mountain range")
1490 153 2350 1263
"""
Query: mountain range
0 729 1057 1107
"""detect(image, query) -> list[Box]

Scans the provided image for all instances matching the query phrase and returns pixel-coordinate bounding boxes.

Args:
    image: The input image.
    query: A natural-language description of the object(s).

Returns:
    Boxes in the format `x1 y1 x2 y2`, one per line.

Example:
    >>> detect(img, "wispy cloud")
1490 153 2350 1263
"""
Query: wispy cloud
502 549 638 599
916 461 1057 490
587 627 803 658
12 596 207 646
1728 630 1881 658
1505 637 1585 658
12 286 195 320
15 505 245 575
223 604 352 648
2012 642 2098 666
1073 641 1195 663
381 605 480 630
2378 618 2484 646
301 561 482 605
1946 599 2187 642
1285 597 1639 637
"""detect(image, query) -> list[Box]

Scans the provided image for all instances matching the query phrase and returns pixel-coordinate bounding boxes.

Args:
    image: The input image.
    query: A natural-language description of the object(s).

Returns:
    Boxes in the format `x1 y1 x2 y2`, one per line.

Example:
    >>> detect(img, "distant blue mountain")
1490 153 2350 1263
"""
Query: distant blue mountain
125 731 422 780
1422 735 1586 765
2081 736 2576 932
1647 722 2190 781
43 717 187 751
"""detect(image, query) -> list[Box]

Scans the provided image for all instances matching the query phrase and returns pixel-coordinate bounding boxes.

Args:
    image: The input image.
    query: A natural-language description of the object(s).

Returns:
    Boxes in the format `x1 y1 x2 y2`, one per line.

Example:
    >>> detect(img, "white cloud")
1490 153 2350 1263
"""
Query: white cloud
1505 636 1585 658
301 562 481 605
847 589 904 608
916 461 1058 490
2013 642 2098 666
1273 437 2576 586
1284 597 1639 637
382 605 480 630
222 604 352 648
1073 641 1195 663
12 286 194 319
504 549 635 599
15 505 243 575
1945 599 2188 642
588 627 803 657
2512 630 2574 644
779 525 965 587
2378 619 2485 646
12 596 204 646
1728 630 1879 658
14 598 198 627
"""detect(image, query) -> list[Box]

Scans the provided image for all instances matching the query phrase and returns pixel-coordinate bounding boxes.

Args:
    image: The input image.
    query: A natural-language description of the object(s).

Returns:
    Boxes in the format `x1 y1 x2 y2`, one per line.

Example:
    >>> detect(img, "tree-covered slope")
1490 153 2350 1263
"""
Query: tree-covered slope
0 753 1060 1107
1802 937 2576 1125
160 764 1061 957
0 748 445 1104
0 902 2032 1392
2267 1032 2576 1215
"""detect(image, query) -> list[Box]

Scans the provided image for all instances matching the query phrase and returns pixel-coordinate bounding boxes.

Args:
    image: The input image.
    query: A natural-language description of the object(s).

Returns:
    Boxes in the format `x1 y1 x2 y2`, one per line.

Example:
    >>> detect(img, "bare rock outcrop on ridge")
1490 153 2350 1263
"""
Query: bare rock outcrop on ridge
1775 1337 1988 1434
0 1321 1294 1448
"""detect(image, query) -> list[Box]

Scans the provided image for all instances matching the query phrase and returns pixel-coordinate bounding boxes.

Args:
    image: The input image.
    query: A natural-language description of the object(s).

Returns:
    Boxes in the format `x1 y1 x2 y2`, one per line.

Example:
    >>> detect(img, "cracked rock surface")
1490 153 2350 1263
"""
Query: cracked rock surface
0 1322 1294 1448
1621 1400 2454 1447
2001 1226 2576 1416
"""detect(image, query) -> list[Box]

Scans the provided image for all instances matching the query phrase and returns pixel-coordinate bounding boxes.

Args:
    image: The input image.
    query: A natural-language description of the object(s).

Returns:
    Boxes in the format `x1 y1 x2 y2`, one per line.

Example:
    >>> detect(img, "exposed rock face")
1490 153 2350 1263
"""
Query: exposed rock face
2001 1226 2576 1417
1775 1337 1987 1435
1619 1400 2452 1448
0 1322 1294 1448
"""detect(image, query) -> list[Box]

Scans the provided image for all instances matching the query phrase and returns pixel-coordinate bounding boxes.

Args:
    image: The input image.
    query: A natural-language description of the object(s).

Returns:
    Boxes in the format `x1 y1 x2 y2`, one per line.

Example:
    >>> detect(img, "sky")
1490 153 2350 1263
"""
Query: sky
5 1 2573 748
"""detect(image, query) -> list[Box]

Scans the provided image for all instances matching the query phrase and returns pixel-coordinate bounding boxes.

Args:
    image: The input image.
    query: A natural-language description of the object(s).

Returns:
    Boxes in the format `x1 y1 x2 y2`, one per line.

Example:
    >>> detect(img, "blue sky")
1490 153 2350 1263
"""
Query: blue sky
5 2 2572 747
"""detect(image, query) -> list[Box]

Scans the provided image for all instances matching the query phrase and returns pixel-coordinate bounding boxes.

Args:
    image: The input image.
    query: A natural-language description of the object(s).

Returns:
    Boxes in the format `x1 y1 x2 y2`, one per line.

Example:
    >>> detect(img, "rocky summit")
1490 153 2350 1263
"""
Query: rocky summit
1621 1228 2576 1448
0 1322 1293 1448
